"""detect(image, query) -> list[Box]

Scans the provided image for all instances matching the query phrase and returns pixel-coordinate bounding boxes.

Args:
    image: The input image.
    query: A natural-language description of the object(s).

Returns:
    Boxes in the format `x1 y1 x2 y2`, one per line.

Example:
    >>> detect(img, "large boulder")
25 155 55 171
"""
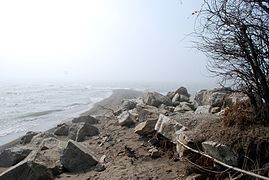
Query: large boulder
223 92 249 107
179 95 190 102
117 111 136 127
39 137 61 151
172 93 180 103
194 88 232 107
30 133 57 146
202 141 239 166
54 123 69 136
72 115 99 124
0 147 32 167
76 123 99 142
166 91 176 100
121 99 137 110
60 140 98 172
159 104 175 113
143 92 172 107
168 87 190 104
136 104 160 122
174 102 194 113
69 123 80 140
195 105 211 114
0 152 54 180
175 87 190 97
155 114 188 144
68 123 99 142
0 145 63 180
20 131 39 145
176 131 197 158
134 119 158 136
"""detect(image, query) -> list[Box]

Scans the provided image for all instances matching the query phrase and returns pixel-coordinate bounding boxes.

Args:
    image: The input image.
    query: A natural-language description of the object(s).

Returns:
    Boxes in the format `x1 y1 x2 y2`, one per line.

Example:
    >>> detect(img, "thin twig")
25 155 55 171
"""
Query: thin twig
184 157 231 174
177 140 269 180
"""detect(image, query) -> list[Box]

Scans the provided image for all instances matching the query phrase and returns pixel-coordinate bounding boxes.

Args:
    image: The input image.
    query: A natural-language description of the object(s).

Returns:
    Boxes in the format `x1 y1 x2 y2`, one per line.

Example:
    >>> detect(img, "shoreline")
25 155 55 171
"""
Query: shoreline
0 89 144 153
1 86 269 179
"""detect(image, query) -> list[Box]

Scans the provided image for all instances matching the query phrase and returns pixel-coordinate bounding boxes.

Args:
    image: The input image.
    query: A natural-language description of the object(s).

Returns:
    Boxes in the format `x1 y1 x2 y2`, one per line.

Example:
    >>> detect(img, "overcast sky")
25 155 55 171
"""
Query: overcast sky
0 0 216 86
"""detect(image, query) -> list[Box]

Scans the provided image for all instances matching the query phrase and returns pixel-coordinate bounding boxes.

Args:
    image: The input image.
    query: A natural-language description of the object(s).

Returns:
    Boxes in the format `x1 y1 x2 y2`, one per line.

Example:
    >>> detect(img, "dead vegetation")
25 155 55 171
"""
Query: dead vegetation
221 101 257 127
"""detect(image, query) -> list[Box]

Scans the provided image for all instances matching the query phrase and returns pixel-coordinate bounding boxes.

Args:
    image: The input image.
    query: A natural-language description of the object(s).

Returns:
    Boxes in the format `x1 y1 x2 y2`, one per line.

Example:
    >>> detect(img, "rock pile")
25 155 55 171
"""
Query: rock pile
0 87 250 179
0 115 101 180
128 86 247 169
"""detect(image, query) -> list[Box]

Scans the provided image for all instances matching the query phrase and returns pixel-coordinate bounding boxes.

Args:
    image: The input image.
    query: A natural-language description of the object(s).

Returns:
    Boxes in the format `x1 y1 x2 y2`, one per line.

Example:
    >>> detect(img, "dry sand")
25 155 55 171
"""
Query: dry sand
56 89 186 180
0 89 188 179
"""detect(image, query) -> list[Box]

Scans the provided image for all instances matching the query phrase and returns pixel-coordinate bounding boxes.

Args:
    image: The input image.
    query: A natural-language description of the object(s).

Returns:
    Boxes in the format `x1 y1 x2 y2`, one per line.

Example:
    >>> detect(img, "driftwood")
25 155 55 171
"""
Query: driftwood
177 140 269 180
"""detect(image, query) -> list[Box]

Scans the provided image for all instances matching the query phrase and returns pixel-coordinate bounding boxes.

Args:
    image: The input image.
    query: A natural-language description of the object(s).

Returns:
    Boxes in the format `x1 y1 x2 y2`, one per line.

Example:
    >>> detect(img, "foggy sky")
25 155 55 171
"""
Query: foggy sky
0 0 216 85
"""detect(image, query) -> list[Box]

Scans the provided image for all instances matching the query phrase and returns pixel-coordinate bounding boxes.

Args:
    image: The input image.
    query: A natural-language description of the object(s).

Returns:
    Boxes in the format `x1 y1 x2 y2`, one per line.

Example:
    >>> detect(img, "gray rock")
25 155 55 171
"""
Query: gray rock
166 91 176 100
159 104 175 113
0 147 32 167
136 104 160 122
99 155 106 164
20 131 39 145
117 111 135 127
174 105 185 113
194 88 232 107
0 148 63 180
211 92 227 107
179 94 190 102
143 92 172 107
155 114 188 144
114 108 124 116
60 140 98 172
172 93 180 103
54 123 69 136
210 107 221 114
172 101 181 107
202 141 239 166
95 164 106 172
69 123 81 141
174 102 194 113
176 131 196 157
121 99 137 110
39 137 61 151
224 92 249 107
30 133 57 146
72 115 98 124
182 102 194 111
69 123 99 141
76 123 99 142
134 119 158 136
195 105 211 114
149 148 160 158
129 108 139 118
175 87 190 97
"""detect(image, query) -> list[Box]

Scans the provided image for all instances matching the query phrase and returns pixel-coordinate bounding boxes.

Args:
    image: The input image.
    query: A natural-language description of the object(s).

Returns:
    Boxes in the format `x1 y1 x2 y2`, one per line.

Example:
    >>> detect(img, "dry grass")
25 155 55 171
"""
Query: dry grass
221 101 257 127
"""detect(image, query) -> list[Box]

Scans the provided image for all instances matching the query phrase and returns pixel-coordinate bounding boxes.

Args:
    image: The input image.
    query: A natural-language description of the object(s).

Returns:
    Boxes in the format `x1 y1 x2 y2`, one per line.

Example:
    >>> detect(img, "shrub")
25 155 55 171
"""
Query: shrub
221 101 257 127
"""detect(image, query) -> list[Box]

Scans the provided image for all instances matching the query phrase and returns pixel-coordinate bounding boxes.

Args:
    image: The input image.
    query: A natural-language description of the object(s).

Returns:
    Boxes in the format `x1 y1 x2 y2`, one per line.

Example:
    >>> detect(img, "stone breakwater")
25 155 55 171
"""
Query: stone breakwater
1 87 267 180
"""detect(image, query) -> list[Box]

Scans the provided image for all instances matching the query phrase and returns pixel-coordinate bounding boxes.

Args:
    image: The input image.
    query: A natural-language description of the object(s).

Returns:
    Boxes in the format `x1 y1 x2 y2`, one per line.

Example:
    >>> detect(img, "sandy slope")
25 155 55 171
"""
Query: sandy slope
56 89 186 180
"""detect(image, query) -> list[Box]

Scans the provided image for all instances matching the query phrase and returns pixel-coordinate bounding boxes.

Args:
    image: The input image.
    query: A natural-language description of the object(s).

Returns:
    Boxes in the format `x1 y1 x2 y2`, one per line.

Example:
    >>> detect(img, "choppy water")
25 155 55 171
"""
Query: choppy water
0 82 112 145
0 81 214 146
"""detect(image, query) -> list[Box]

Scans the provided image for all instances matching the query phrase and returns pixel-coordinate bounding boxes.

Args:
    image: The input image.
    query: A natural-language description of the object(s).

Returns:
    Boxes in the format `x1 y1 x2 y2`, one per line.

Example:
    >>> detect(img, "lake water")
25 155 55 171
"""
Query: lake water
0 81 213 145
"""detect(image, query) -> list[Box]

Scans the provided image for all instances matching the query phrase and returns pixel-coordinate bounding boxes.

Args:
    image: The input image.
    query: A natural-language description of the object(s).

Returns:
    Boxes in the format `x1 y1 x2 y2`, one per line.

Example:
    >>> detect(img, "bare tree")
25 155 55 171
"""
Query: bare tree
196 0 269 123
